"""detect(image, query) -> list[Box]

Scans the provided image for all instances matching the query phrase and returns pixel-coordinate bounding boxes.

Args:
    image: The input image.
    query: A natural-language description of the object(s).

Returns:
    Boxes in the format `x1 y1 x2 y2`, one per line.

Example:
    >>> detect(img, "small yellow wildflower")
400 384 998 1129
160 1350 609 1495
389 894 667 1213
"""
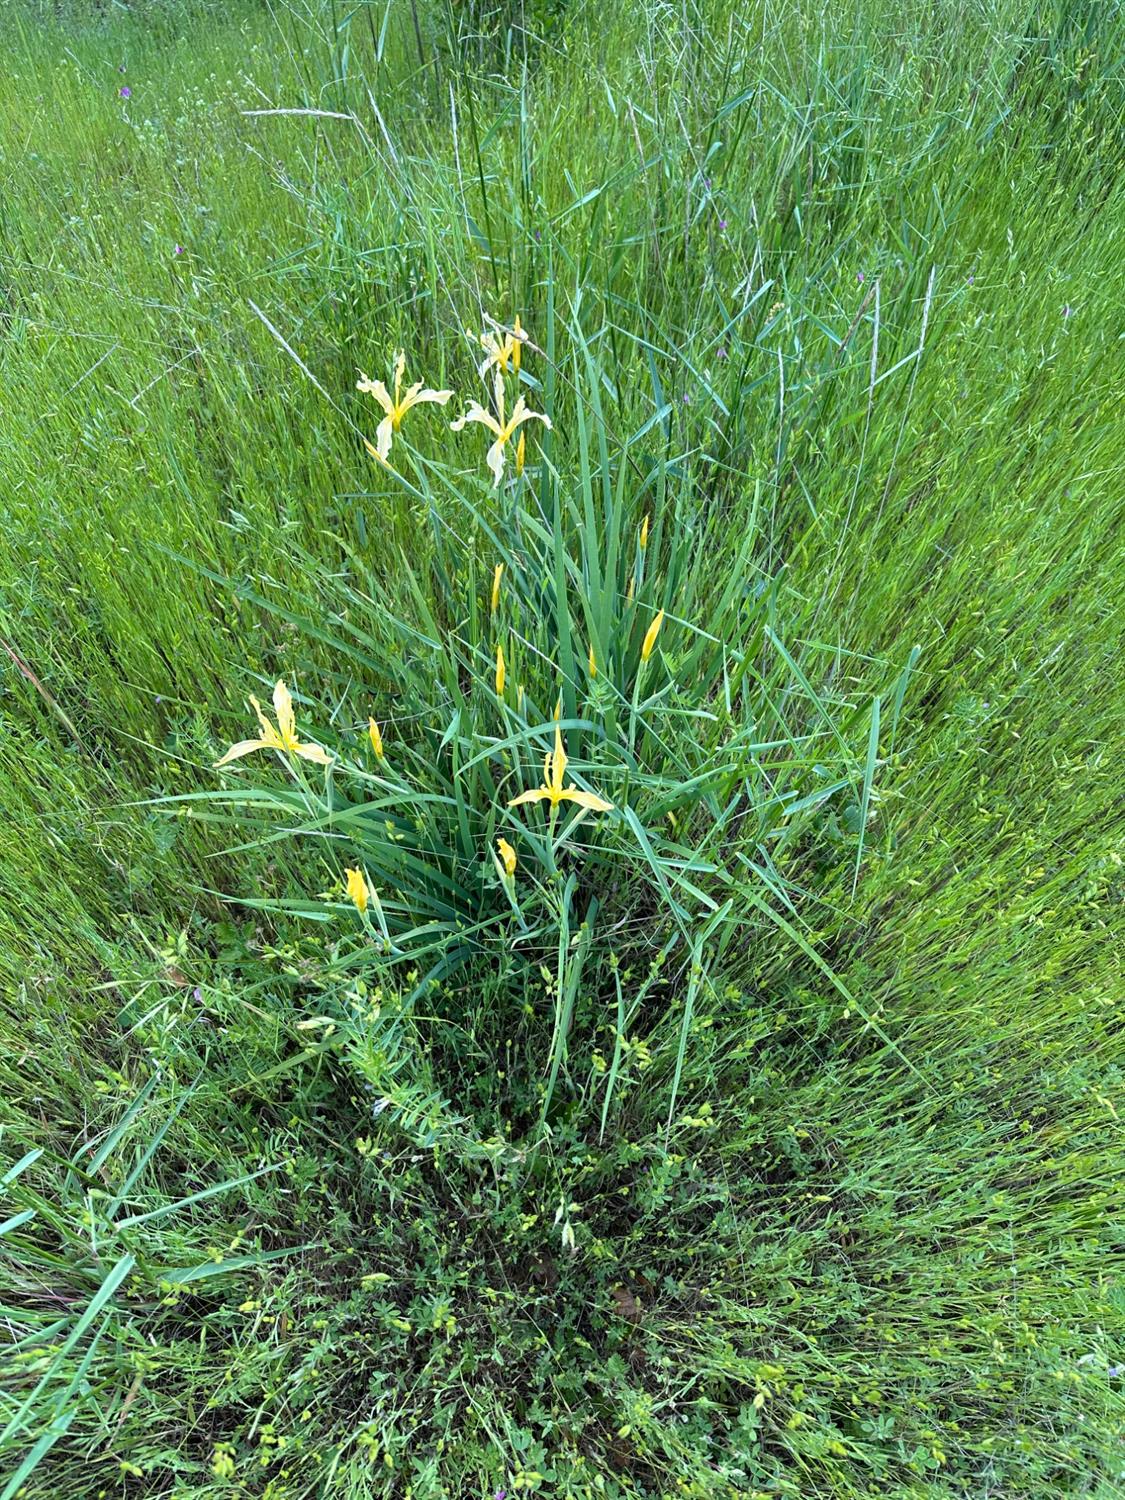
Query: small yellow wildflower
368 717 385 760
357 350 453 463
588 642 597 678
491 562 504 614
508 724 613 815
496 836 517 877
641 608 665 662
345 867 369 914
211 1445 236 1480
639 514 649 550
451 370 551 488
496 642 506 696
477 314 525 378
215 679 331 767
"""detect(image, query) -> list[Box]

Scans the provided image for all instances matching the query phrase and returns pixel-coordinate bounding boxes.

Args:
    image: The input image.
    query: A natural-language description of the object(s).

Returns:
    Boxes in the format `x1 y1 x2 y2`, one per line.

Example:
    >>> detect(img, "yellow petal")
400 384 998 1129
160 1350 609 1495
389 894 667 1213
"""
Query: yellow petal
495 643 506 697
214 737 270 767
550 725 568 791
368 717 385 759
507 787 550 808
485 437 507 488
491 563 504 614
588 642 597 678
273 680 296 744
249 694 275 740
496 836 517 877
451 402 502 438
374 414 395 462
399 386 454 415
477 332 506 379
392 349 406 404
399 378 425 412
639 513 649 550
515 430 526 476
505 397 552 439
356 375 395 418
641 608 664 662
561 788 614 813
345 867 369 914
294 741 333 766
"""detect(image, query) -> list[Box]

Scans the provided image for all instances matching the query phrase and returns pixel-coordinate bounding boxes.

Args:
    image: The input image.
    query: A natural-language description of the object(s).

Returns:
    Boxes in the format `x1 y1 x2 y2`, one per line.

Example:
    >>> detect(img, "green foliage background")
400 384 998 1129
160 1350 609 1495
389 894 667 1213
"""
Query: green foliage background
0 0 1122 1496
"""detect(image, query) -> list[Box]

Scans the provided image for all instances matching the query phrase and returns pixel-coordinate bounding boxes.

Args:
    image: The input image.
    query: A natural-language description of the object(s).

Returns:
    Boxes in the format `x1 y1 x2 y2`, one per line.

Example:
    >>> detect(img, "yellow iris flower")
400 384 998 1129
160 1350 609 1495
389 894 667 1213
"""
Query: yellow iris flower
640 513 650 550
508 724 613 815
478 315 525 378
215 679 331 767
641 608 665 662
495 642 506 696
345 867 370 914
368 717 385 760
451 371 551 488
357 350 453 463
496 836 517 877
491 563 504 614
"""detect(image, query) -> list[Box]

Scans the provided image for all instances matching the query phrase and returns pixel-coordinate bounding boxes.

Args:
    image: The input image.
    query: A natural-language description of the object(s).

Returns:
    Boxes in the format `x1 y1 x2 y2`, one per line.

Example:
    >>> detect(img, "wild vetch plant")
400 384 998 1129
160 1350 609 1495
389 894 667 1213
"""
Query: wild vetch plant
192 315 907 1160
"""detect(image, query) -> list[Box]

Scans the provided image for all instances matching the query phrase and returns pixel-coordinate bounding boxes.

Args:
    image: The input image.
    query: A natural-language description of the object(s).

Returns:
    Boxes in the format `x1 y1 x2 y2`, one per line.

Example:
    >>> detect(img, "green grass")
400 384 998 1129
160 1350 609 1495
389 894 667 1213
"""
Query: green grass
1 0 1123 1495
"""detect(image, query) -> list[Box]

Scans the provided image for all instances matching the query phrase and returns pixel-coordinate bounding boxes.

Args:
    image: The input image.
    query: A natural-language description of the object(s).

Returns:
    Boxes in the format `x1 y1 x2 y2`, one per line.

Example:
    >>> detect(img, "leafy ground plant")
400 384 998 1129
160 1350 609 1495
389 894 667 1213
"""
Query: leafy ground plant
184 315 905 1157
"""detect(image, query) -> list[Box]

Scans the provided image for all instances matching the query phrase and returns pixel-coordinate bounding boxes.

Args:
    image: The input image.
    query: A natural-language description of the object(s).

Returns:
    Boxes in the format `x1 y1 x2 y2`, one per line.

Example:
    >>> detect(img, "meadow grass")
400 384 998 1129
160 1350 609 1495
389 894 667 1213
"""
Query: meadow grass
1 0 1123 1495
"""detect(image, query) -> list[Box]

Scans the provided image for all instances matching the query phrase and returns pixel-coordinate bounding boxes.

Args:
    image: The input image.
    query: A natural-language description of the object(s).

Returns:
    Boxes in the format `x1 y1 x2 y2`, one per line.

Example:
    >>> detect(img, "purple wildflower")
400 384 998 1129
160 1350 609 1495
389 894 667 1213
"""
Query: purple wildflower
533 228 541 242
716 346 728 361
682 393 690 405
718 218 727 231
119 85 131 98
1062 304 1072 319
174 245 184 256
193 987 203 1002
967 275 974 285
856 270 865 284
